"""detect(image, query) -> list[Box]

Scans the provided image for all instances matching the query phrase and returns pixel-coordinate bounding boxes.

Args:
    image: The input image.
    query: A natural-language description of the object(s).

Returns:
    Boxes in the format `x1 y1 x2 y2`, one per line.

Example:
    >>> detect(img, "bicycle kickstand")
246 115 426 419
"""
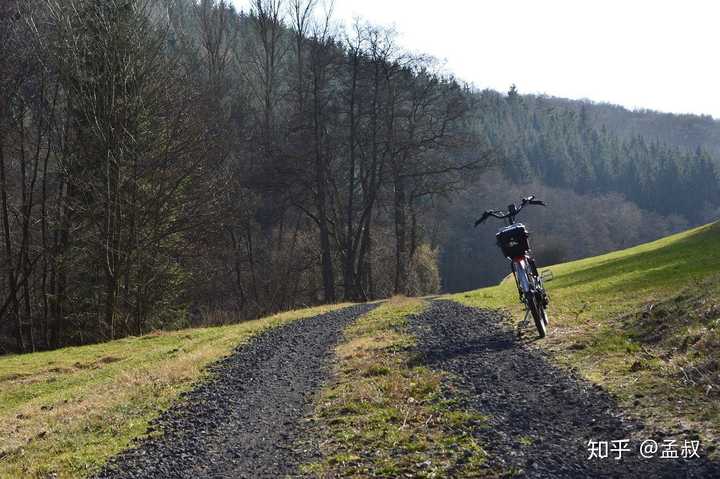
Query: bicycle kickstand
517 308 531 338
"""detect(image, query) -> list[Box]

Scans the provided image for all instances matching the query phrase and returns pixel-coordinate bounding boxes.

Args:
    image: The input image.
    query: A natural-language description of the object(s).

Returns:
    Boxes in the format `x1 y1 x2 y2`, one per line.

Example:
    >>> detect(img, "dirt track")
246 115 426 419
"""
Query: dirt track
409 300 720 478
96 300 719 478
95 304 374 479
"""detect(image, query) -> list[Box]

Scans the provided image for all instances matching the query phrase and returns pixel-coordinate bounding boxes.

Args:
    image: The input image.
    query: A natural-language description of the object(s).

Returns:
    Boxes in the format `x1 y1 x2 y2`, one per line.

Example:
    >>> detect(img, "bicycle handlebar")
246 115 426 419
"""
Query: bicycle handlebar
474 195 546 227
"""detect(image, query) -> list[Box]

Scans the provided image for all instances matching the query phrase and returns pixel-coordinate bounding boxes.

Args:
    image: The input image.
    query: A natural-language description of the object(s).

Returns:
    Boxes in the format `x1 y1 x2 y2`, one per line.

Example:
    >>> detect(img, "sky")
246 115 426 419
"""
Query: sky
231 0 720 119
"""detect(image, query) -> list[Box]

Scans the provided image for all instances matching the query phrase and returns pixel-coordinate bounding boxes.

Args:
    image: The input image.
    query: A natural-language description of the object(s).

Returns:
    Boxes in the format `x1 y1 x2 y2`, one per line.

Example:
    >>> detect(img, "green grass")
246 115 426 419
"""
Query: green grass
0 303 350 478
302 297 494 478
7 221 719 476
451 221 720 455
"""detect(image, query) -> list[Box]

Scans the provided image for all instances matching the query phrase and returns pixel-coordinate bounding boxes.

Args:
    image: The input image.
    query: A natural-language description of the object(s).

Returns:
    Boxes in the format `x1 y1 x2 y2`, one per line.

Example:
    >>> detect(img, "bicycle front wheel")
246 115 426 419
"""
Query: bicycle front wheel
529 295 547 338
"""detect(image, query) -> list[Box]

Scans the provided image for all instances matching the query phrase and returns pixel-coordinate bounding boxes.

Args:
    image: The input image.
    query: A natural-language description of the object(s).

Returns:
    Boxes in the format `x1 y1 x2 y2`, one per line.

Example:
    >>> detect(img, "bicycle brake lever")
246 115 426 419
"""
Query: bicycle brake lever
474 211 492 227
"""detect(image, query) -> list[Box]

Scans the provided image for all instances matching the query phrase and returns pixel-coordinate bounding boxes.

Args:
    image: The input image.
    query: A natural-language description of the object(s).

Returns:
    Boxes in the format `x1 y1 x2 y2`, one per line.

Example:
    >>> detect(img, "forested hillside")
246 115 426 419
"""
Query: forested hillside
0 0 483 353
544 96 720 156
437 88 720 291
473 88 720 222
2 0 719 353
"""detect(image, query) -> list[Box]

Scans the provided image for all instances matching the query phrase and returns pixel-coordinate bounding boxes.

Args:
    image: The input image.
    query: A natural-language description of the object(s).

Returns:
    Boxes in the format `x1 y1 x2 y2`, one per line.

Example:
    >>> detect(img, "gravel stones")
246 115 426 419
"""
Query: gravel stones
96 304 374 479
408 300 719 479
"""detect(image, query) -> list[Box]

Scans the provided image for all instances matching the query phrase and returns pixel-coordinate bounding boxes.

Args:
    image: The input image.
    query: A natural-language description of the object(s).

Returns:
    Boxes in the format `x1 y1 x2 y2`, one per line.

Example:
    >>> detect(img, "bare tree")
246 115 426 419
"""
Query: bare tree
0 0 482 353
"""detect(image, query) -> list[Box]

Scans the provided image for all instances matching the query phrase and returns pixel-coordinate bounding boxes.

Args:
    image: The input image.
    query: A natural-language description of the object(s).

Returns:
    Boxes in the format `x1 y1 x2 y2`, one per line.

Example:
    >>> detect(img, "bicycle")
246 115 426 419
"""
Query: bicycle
474 195 551 338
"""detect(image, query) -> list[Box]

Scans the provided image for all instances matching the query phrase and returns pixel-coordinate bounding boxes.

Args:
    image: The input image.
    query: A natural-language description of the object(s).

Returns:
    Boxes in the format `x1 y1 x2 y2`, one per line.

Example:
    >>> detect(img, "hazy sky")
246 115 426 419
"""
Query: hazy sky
231 0 720 118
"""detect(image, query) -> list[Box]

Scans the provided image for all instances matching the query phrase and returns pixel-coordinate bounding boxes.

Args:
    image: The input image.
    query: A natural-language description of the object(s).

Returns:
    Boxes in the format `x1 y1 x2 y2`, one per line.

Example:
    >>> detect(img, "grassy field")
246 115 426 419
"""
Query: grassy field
302 297 491 477
5 222 719 477
0 303 350 478
451 221 720 455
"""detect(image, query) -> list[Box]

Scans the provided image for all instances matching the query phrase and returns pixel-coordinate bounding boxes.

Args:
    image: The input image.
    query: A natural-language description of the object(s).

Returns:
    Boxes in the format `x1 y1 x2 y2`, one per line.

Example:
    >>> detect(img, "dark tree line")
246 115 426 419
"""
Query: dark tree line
474 88 720 224
438 172 690 292
4 1 717 354
437 87 720 292
0 0 484 353
537 96 720 157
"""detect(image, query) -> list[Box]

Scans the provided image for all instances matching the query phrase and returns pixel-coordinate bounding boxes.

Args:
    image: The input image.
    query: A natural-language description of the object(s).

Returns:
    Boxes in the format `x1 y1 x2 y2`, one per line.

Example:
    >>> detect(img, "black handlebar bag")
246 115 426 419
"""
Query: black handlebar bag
496 223 530 258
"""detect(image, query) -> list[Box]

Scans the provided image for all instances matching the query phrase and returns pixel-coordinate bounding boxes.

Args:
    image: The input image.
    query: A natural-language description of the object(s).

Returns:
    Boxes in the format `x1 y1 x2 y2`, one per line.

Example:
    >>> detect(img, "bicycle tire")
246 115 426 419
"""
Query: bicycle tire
529 295 547 338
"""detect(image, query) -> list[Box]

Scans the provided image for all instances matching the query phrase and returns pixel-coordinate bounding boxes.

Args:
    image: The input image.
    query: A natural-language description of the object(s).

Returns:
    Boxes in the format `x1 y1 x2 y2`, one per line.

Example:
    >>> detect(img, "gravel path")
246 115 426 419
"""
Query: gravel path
96 304 374 479
409 300 720 479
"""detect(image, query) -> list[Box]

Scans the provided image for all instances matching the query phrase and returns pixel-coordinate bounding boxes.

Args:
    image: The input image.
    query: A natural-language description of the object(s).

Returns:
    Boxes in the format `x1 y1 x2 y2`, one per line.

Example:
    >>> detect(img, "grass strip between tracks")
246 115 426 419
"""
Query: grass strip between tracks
302 297 493 477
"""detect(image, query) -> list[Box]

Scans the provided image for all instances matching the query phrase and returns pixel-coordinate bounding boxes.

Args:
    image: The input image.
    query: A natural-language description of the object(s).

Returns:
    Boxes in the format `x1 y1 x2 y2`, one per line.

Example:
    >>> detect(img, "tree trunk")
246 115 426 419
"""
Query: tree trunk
317 196 336 302
312 60 336 303
393 174 407 295
343 52 359 300
0 136 23 351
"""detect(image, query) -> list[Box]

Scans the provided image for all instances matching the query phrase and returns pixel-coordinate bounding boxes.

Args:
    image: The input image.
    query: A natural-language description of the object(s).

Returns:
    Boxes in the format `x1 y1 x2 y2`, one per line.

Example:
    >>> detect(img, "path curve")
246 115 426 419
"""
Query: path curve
409 300 719 479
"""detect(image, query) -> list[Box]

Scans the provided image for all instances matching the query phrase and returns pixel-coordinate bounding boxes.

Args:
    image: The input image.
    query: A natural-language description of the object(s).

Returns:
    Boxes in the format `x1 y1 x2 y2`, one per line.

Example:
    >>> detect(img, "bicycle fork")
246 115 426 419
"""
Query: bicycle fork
513 257 534 336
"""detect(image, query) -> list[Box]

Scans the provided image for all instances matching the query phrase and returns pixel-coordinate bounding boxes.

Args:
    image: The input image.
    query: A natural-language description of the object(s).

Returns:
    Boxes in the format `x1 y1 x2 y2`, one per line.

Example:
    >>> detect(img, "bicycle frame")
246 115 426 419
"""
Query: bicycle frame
512 256 532 295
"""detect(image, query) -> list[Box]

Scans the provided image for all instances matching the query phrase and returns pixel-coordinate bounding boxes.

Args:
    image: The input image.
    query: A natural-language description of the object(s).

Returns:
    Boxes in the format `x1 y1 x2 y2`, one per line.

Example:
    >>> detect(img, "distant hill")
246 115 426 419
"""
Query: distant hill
438 89 720 292
540 96 720 155
466 88 720 223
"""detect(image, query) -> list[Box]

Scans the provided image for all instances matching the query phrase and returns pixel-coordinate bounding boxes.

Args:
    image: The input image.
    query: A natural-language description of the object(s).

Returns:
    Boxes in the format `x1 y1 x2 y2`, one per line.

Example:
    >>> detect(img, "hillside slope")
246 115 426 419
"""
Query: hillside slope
453 221 720 455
